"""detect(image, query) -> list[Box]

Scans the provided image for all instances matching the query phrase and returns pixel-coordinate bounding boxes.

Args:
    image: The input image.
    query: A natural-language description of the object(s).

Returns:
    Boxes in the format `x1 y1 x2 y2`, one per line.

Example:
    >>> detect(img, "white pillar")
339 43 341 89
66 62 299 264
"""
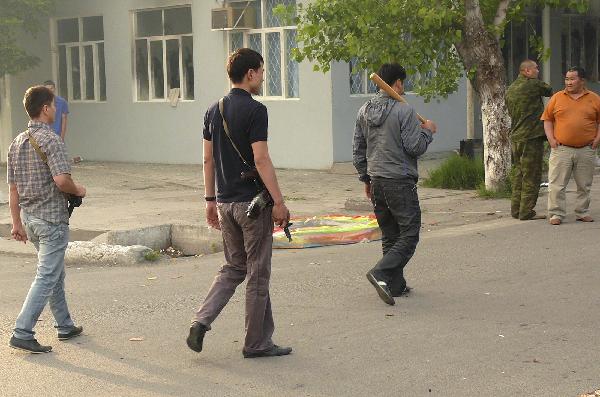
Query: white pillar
542 5 551 83
0 75 13 164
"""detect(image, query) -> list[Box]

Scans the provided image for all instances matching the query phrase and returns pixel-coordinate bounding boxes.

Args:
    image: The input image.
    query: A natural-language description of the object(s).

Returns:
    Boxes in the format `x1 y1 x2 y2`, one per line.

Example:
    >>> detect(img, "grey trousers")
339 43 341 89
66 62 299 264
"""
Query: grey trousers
195 202 275 353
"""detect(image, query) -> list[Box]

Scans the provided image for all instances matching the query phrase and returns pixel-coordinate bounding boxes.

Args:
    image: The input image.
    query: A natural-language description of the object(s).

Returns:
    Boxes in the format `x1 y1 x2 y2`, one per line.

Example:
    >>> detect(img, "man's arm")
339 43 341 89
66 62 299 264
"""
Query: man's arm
537 80 553 97
544 121 558 148
401 108 435 157
352 114 371 199
592 123 600 150
203 139 219 229
252 141 289 227
8 184 27 243
53 174 86 197
60 114 67 141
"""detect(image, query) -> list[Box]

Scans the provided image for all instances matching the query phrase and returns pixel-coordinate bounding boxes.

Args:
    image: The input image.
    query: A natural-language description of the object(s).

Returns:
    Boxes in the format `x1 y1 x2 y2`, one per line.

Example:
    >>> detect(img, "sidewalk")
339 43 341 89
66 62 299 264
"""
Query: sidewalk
0 157 598 257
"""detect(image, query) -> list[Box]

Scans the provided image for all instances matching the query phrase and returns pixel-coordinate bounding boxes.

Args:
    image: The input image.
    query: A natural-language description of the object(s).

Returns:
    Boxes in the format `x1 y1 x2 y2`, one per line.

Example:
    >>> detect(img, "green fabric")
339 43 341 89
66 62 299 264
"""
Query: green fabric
506 75 553 142
511 137 545 220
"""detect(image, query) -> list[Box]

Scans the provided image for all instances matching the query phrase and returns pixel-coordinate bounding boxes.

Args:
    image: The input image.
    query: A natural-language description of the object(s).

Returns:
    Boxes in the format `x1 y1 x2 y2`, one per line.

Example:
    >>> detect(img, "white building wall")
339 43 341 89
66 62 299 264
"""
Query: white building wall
27 0 333 169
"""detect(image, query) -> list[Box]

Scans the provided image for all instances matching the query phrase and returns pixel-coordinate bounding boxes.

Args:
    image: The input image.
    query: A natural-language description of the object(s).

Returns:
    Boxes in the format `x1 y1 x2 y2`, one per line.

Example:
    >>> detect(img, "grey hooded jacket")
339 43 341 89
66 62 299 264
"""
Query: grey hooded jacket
353 91 434 184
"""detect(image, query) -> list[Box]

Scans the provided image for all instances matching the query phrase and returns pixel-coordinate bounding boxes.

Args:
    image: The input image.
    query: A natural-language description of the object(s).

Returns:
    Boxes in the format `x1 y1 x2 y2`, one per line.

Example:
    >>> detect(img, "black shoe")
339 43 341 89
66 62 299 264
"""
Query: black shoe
366 271 395 305
9 336 52 353
186 322 208 353
58 325 83 341
243 345 292 358
391 286 412 298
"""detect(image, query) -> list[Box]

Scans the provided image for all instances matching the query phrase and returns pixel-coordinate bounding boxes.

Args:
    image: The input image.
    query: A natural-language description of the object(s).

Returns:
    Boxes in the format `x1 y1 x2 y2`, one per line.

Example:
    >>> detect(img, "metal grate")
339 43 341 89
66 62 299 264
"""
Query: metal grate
230 32 244 52
266 32 282 96
265 0 296 28
349 58 364 95
285 29 299 97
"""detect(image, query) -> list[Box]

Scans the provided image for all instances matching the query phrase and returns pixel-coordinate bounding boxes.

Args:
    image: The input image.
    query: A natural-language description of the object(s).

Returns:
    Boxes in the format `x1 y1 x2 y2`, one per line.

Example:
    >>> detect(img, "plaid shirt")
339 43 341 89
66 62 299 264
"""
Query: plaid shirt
7 121 71 223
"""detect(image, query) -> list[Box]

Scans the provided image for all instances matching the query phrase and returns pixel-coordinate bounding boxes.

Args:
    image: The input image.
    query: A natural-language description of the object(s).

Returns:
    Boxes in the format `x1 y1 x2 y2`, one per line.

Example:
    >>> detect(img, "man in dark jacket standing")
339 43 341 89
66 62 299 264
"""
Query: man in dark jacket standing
353 64 437 306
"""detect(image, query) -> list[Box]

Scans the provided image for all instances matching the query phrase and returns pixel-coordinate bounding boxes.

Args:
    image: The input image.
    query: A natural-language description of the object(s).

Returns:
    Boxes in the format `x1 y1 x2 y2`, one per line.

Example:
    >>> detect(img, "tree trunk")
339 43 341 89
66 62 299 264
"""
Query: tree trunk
456 0 511 191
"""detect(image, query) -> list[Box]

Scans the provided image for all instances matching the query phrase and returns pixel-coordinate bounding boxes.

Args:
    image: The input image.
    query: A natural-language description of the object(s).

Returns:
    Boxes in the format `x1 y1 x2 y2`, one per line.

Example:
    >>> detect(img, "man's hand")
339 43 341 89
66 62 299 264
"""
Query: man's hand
272 202 290 228
548 138 559 149
592 138 600 150
422 119 437 133
364 182 371 199
206 202 220 230
11 223 27 244
76 184 86 198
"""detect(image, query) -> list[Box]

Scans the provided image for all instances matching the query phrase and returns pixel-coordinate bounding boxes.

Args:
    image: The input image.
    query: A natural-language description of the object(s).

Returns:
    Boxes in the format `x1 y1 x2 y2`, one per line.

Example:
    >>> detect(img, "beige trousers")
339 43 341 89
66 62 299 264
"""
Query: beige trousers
547 145 595 220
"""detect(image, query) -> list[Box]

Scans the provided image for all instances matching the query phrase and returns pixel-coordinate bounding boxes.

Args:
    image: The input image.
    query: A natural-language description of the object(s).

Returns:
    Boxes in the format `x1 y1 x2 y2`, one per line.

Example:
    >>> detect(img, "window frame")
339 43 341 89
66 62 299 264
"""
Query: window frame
53 16 106 103
132 6 195 103
560 13 600 83
227 1 299 100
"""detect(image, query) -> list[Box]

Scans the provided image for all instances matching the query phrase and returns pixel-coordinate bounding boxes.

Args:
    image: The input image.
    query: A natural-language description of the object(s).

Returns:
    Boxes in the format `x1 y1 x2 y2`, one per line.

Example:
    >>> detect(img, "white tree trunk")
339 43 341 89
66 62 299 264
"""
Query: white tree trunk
480 92 511 190
457 0 512 191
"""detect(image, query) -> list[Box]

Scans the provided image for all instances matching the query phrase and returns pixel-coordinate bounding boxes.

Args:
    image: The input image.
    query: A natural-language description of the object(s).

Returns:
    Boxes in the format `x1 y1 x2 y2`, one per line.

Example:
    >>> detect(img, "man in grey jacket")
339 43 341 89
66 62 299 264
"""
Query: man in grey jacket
353 63 437 305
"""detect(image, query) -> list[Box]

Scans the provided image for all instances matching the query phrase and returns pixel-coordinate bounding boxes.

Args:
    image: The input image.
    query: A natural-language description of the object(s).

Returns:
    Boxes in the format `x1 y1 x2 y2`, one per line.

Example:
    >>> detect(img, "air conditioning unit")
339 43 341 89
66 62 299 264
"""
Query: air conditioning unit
212 3 257 30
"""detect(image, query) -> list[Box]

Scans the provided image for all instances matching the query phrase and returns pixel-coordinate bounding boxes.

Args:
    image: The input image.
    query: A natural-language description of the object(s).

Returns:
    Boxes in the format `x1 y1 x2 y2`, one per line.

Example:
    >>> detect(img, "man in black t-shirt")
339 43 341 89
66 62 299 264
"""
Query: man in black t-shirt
187 48 292 359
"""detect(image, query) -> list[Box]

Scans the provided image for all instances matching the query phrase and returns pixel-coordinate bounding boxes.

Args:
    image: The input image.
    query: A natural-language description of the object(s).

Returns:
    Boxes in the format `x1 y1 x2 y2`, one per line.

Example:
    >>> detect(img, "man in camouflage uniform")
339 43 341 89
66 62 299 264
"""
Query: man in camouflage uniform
506 59 553 220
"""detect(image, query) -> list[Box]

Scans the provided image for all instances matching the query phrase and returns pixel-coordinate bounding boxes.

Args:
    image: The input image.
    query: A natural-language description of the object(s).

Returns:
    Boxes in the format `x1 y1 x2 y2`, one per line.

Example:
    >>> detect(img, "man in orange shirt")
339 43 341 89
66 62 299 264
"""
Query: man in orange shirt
541 67 600 225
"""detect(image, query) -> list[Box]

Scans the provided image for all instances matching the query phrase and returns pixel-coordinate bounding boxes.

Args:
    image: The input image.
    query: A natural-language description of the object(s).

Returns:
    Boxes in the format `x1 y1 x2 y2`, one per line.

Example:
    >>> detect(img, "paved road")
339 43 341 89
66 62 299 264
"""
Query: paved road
1 216 599 396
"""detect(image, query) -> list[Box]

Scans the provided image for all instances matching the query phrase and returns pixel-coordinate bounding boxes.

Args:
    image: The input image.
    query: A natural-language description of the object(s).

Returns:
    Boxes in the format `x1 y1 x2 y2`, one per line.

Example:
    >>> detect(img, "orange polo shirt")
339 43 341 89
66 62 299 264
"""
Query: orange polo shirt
541 89 600 147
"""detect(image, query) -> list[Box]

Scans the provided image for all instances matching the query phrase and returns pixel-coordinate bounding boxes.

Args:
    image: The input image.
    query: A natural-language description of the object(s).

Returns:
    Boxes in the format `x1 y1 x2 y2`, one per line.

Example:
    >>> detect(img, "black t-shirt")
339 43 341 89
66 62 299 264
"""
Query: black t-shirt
203 88 268 203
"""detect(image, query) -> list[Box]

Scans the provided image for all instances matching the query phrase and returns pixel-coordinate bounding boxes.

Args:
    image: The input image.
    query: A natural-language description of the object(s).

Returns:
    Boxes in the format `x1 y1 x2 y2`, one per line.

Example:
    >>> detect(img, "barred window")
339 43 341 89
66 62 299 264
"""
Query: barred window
228 0 299 99
560 14 599 82
133 6 194 102
55 16 106 102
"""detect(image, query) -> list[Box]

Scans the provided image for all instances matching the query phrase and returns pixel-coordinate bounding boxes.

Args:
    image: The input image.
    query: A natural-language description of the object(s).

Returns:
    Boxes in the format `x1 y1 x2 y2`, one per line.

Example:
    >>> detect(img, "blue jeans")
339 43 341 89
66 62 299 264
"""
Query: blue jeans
370 178 421 294
13 212 74 340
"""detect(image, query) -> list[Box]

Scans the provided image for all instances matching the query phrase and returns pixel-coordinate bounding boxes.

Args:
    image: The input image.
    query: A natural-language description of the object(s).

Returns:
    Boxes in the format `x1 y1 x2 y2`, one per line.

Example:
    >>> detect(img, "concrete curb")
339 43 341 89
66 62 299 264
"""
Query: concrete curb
66 241 155 267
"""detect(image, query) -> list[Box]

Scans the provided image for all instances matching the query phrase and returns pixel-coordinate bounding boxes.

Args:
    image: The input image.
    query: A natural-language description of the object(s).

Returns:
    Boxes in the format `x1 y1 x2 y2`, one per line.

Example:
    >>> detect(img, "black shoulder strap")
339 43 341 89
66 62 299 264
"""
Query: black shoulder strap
218 98 252 168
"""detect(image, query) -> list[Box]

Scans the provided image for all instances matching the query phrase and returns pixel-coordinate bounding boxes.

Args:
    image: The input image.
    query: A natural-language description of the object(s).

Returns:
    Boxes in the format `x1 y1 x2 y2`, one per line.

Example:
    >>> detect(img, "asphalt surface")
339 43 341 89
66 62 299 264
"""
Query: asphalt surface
1 216 599 396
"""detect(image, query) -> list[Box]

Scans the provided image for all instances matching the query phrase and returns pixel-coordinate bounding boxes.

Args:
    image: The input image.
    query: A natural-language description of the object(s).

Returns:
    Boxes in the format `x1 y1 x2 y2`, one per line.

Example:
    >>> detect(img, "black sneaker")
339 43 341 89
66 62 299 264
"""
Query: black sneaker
243 345 292 358
366 271 395 305
9 336 52 353
186 322 208 353
391 286 412 298
58 325 83 341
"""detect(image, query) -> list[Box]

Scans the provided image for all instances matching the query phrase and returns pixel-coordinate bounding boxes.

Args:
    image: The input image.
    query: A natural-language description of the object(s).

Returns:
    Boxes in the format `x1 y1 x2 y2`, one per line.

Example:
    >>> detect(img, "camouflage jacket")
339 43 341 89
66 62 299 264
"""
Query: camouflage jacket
506 75 553 142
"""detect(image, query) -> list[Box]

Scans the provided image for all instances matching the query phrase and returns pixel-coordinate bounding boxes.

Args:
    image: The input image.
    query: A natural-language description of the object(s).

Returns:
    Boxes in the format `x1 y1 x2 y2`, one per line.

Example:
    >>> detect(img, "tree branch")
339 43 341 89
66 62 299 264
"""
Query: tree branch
493 0 512 27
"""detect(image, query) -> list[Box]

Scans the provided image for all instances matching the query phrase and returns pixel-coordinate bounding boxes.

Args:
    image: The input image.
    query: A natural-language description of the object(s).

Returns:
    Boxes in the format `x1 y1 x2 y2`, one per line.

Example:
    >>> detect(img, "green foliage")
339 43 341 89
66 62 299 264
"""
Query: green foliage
476 166 515 198
292 0 589 101
422 155 485 190
143 250 161 262
0 0 58 76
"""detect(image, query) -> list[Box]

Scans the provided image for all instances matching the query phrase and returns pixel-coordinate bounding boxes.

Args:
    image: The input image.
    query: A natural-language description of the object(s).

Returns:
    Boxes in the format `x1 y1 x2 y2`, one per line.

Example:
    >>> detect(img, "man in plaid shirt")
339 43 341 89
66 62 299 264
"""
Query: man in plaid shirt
7 86 86 353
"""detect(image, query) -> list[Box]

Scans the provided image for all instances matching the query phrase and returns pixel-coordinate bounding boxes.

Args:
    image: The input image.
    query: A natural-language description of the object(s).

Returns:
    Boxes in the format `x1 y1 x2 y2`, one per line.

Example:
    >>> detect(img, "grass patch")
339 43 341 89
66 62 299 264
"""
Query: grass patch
476 167 515 199
422 155 484 190
143 250 161 262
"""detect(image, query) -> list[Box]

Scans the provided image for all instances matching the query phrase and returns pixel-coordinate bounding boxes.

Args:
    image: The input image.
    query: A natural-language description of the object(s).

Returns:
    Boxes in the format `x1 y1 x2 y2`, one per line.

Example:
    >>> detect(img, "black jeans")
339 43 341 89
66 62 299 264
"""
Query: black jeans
370 178 421 293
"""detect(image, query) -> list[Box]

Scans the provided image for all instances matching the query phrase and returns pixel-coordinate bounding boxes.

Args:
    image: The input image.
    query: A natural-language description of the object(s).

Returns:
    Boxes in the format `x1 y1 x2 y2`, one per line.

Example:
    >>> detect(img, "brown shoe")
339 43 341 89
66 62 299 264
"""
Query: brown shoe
576 216 594 222
550 218 562 225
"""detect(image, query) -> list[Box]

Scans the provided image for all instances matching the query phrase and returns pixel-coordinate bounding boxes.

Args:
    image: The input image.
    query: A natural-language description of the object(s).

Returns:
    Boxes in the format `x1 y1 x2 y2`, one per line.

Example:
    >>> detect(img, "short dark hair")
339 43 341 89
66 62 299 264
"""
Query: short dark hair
23 86 55 119
567 66 585 79
43 80 56 87
377 63 407 86
227 48 264 84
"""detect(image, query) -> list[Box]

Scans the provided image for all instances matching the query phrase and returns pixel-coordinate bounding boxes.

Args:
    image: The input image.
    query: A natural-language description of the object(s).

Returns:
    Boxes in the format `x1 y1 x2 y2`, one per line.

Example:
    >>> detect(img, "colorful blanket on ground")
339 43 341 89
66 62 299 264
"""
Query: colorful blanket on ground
273 215 381 249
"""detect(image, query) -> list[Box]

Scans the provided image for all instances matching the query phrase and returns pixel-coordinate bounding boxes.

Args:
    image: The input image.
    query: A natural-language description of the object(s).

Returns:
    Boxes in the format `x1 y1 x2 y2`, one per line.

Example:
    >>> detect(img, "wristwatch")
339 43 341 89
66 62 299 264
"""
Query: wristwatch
204 196 216 202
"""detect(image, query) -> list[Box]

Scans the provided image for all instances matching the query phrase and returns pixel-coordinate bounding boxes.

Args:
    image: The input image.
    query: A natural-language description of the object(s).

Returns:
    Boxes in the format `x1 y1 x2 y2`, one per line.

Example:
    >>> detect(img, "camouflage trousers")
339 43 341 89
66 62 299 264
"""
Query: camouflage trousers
511 137 545 220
